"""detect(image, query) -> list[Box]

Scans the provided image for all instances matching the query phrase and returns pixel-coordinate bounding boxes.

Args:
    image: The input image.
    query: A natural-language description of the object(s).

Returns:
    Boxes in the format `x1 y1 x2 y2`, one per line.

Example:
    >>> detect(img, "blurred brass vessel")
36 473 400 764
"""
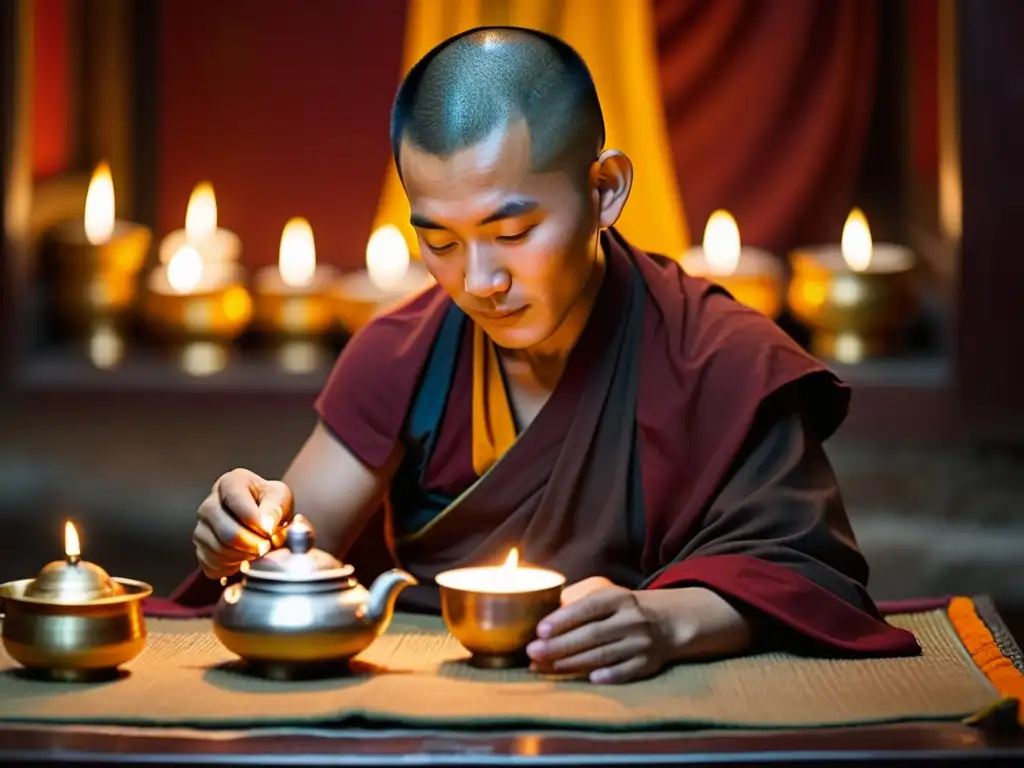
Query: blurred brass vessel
787 248 919 363
718 272 784 320
44 219 152 333
142 282 253 343
0 546 152 682
253 289 337 337
212 515 417 679
436 566 565 669
330 263 434 335
141 264 254 374
331 292 381 336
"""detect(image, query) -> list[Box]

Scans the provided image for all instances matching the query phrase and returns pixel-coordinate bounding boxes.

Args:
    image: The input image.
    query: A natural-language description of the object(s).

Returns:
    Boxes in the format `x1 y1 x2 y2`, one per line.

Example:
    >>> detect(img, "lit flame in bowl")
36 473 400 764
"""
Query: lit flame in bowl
278 217 317 288
434 547 563 594
702 210 741 276
504 548 519 569
185 181 218 243
84 162 116 245
366 225 410 291
64 521 81 559
167 245 204 293
841 208 873 273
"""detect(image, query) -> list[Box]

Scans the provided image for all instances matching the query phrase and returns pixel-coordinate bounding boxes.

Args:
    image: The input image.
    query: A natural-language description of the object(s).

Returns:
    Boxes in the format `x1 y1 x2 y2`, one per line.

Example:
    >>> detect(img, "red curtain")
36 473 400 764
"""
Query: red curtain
32 0 884 266
654 0 879 253
31 0 71 178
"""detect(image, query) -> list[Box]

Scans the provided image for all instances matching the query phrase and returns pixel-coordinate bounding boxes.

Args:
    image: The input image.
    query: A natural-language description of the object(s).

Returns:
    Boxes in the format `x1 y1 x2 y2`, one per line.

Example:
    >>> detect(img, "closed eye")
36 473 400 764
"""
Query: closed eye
426 242 457 255
497 226 535 244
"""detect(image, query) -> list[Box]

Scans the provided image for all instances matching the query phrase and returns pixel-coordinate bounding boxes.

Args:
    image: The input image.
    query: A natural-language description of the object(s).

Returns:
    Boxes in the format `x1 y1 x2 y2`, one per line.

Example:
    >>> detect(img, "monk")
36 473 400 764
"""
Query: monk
182 26 919 684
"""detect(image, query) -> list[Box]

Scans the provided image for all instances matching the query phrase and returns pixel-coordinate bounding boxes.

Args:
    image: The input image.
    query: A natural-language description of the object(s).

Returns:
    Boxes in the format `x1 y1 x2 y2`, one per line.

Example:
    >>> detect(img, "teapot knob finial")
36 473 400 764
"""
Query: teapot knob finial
283 514 315 554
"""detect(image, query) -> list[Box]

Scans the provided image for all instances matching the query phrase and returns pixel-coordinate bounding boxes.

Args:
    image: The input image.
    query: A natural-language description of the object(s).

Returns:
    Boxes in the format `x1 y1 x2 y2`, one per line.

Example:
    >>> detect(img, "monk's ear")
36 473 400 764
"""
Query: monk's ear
591 149 633 229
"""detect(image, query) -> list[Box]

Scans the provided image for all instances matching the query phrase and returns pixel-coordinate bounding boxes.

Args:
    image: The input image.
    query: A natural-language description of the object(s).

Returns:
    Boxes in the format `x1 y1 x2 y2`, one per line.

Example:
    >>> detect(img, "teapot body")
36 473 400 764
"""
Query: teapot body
212 576 381 665
207 515 416 674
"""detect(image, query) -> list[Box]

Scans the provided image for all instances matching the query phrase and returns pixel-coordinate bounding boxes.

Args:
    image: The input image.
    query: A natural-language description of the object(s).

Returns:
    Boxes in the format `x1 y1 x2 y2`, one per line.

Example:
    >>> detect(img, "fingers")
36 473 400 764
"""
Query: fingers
539 635 649 675
254 479 292 534
527 587 663 685
536 587 625 639
215 470 265 536
560 576 615 606
193 469 294 579
199 491 273 556
528 612 629 661
193 520 245 580
589 655 651 685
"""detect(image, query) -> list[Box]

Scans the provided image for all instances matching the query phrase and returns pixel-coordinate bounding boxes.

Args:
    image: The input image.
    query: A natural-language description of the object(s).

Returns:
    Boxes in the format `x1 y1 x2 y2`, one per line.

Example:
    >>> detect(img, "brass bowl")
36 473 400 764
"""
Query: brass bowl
436 567 565 669
330 266 434 335
252 291 336 336
43 220 153 331
787 247 920 362
332 292 383 335
142 282 253 343
681 246 785 319
717 272 784 320
0 577 152 682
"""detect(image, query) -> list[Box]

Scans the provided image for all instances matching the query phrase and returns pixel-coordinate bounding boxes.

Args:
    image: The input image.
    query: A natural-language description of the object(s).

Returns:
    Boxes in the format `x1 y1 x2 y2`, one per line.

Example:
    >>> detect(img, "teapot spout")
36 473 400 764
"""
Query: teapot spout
359 568 418 631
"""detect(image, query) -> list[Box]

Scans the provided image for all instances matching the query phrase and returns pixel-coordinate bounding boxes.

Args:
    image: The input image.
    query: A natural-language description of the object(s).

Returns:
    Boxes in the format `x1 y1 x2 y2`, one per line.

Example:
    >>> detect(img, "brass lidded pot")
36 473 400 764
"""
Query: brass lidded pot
212 514 417 679
0 522 152 682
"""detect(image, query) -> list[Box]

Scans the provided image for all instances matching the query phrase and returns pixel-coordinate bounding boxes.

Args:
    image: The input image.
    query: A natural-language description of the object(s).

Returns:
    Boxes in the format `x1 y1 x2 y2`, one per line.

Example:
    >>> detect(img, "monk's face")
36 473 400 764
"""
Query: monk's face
400 120 601 350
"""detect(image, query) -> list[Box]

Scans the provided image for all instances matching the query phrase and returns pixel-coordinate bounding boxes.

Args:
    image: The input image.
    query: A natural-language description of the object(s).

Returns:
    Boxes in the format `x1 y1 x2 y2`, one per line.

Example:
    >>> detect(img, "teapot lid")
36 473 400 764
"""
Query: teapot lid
244 514 354 583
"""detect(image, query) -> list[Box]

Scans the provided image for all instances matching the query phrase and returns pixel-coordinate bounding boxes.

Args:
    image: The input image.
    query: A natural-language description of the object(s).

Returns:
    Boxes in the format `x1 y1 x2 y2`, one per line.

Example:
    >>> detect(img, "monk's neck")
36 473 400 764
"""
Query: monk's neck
497 252 607 393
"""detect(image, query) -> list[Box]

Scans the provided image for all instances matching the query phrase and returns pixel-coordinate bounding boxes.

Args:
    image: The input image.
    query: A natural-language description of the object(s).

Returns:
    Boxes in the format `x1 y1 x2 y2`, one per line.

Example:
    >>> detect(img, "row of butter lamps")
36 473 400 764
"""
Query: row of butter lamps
44 162 920 375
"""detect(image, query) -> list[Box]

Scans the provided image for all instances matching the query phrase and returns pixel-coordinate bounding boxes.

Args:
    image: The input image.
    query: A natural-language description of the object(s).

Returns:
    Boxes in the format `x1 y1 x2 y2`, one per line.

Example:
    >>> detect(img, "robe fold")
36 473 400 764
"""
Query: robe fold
155 229 919 657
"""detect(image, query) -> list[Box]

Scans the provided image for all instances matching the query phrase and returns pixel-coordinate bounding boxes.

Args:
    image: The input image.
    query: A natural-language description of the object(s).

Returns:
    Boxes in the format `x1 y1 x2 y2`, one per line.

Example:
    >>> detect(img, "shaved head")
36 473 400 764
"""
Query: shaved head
390 26 605 177
391 27 632 355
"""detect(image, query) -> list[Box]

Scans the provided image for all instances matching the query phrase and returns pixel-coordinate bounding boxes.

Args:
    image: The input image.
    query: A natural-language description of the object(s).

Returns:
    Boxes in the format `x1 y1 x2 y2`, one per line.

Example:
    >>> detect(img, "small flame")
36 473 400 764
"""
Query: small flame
185 181 218 243
278 217 317 288
167 245 204 293
84 161 116 245
841 207 873 272
64 521 81 559
503 548 519 569
366 225 410 291
702 210 741 276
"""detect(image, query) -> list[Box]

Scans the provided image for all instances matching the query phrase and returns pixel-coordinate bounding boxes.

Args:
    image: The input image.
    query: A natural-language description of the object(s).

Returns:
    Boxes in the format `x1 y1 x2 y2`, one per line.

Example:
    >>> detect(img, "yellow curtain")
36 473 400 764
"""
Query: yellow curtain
372 0 689 261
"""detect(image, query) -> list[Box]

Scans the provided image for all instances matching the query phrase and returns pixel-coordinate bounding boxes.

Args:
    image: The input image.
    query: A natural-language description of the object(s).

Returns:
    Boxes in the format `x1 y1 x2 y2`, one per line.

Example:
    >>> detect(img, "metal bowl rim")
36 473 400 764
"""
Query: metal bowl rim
0 577 153 606
437 584 565 598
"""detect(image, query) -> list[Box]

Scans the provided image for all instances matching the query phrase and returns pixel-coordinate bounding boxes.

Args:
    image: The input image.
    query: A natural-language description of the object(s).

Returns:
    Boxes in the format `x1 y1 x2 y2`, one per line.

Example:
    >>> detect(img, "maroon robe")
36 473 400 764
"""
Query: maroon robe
305 229 919 656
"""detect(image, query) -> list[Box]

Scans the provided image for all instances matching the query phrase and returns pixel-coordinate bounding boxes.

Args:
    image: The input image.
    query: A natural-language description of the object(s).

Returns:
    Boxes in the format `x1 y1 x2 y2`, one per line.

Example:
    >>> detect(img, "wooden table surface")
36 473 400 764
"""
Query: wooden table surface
1 721 1023 767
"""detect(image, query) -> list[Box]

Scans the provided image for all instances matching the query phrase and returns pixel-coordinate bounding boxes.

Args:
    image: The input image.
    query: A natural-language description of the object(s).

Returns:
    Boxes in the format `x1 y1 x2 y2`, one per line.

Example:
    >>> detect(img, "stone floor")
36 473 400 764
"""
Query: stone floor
2 397 1024 622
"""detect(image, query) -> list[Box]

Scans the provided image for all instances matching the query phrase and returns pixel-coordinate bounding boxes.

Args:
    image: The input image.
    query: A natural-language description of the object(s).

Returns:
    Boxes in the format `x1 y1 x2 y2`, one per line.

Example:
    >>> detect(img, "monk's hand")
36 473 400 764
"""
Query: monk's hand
193 469 293 580
526 576 673 684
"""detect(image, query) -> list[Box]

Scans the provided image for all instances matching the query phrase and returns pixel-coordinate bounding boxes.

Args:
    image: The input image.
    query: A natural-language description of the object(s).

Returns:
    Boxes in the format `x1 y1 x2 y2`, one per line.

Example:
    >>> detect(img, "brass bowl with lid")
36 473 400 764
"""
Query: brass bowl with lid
212 514 417 679
0 524 152 682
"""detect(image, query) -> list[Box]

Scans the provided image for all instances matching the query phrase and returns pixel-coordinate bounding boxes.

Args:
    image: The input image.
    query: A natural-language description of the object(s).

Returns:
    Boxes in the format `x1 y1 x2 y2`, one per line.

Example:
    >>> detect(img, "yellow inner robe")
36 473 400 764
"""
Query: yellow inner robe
471 324 518 475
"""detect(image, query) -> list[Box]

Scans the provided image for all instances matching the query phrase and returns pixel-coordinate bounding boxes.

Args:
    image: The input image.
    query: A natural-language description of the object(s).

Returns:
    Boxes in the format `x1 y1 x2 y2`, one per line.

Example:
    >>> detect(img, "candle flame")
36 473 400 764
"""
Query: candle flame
503 548 519 569
702 210 741 276
167 245 204 293
185 181 218 243
366 225 410 291
278 216 317 288
64 521 81 559
84 161 116 245
841 208 872 272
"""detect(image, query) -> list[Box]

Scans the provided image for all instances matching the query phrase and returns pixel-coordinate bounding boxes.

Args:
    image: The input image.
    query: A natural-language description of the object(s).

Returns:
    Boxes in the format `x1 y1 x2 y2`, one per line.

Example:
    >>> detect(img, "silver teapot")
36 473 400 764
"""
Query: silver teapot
212 514 417 678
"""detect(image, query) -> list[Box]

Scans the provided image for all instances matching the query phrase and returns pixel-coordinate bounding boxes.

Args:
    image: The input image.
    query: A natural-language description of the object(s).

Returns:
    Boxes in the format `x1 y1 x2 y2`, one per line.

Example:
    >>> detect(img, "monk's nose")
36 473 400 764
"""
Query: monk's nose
464 250 511 298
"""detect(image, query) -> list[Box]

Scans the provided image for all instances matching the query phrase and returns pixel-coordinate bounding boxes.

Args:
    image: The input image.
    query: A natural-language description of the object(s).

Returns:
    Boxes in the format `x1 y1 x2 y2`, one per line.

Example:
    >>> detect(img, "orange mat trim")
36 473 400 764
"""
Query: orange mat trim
947 596 1024 724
